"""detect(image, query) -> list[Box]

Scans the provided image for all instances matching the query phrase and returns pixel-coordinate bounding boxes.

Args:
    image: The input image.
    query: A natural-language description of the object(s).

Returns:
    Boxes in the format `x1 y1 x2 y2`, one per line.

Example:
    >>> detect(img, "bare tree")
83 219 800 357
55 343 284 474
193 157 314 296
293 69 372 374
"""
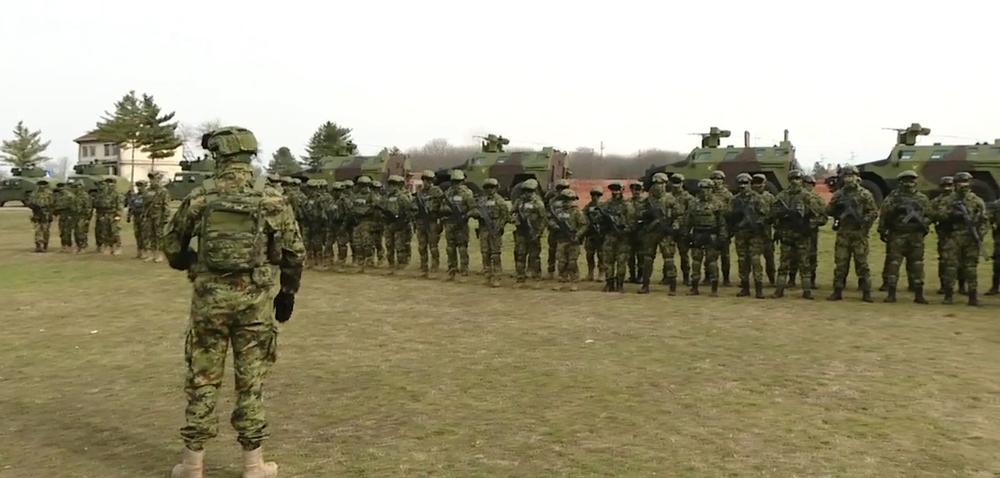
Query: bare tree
179 120 223 159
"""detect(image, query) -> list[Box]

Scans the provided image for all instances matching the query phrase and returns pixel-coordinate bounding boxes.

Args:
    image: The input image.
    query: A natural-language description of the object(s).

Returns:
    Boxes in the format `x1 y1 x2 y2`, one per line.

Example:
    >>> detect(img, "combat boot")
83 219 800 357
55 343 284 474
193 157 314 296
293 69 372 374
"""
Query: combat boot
810 273 819 290
802 289 814 300
241 447 278 478
111 246 122 256
687 283 700 296
958 279 967 295
942 288 954 305
914 286 928 304
446 271 456 281
637 277 650 294
617 278 625 293
736 282 750 297
667 278 677 296
546 270 555 280
682 270 690 287
771 284 785 298
33 242 43 253
154 251 165 263
878 282 888 292
788 272 797 288
985 271 1000 296
826 288 843 301
170 447 204 478
884 287 896 303
710 281 719 297
721 273 731 288
568 283 579 292
766 270 776 287
861 287 874 303
586 269 594 282
660 275 669 285
602 278 612 292
490 277 501 288
754 282 765 299
968 289 979 307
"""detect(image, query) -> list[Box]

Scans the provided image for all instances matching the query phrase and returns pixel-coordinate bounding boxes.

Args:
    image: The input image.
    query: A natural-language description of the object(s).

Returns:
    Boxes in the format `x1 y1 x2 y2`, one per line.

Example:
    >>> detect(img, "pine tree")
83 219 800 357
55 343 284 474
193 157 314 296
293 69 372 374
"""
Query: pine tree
0 121 51 168
268 146 302 175
94 91 182 170
138 93 182 164
304 121 354 169
94 90 144 151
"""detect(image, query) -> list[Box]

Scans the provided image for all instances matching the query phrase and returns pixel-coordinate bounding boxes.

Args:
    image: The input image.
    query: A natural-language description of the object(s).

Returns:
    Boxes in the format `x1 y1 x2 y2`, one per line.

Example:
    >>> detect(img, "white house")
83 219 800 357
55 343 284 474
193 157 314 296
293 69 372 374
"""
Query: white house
74 131 184 184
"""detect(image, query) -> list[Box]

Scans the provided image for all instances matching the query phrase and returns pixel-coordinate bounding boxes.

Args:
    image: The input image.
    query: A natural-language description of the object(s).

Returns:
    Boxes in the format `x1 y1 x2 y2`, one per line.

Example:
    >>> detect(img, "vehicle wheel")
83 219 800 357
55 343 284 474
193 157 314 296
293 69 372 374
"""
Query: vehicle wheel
860 179 883 205
970 179 997 203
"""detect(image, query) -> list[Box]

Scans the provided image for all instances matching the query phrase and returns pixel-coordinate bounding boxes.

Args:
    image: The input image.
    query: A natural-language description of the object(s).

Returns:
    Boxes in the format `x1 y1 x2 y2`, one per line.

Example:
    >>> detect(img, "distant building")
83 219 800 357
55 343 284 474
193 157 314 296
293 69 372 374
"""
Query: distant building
73 131 184 183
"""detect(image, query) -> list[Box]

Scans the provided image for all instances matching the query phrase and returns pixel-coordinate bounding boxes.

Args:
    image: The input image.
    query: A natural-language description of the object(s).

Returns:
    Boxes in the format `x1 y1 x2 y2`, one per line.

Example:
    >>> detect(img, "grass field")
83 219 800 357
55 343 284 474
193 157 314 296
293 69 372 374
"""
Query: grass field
1 207 999 477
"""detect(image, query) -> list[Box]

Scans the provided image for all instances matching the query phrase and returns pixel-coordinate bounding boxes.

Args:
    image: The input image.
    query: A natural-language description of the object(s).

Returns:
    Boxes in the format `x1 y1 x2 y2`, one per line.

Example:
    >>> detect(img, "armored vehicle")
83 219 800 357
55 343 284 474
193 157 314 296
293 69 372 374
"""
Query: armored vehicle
166 156 216 200
0 163 49 206
847 123 1000 203
66 160 131 194
300 142 410 184
643 127 801 194
434 134 571 196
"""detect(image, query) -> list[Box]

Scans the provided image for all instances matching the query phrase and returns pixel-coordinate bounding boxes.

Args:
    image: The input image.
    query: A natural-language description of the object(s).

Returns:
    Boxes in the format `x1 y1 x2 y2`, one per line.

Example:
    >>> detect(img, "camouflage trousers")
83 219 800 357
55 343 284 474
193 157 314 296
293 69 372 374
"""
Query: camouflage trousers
833 229 871 290
352 220 377 270
95 210 121 248
690 244 720 285
808 229 819 280
763 226 776 283
143 214 166 254
514 232 543 281
32 218 52 247
547 232 559 274
337 226 353 265
556 240 581 283
941 232 980 291
628 233 642 280
371 225 385 264
734 231 767 286
305 224 326 262
584 235 605 278
884 231 925 289
323 226 337 263
74 214 91 249
657 234 680 282
444 222 470 275
132 219 146 252
58 214 74 247
676 234 691 283
181 274 278 452
776 235 811 292
384 223 413 269
717 236 731 282
415 220 442 272
637 231 666 283
602 233 630 282
479 229 504 280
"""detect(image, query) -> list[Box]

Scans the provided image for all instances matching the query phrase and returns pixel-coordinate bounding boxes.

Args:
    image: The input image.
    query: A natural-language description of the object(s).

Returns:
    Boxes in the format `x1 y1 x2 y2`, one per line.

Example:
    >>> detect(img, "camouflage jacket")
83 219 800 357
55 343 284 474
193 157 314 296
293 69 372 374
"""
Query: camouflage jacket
382 188 416 225
128 187 147 222
687 193 727 236
768 187 825 238
142 184 170 222
879 189 932 234
548 203 587 242
53 189 73 215
442 184 476 224
637 187 684 235
728 189 770 234
826 185 877 231
472 191 511 234
93 185 122 212
72 188 93 217
583 198 604 237
164 164 305 294
599 196 636 236
933 190 987 240
348 189 381 223
26 187 54 221
512 192 547 238
414 184 443 223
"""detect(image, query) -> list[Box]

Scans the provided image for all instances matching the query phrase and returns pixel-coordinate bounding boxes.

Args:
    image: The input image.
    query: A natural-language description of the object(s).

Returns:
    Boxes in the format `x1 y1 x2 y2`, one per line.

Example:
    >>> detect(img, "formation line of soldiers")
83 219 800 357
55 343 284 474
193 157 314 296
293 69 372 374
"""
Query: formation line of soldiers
23 171 171 261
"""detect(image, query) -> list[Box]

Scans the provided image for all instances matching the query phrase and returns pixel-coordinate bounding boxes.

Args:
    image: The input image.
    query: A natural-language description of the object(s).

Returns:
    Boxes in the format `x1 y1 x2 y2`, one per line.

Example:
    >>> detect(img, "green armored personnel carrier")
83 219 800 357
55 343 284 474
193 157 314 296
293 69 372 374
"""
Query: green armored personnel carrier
166 156 216 200
0 163 49 206
67 160 131 194
643 127 801 194
300 141 410 183
435 134 571 196
849 123 1000 203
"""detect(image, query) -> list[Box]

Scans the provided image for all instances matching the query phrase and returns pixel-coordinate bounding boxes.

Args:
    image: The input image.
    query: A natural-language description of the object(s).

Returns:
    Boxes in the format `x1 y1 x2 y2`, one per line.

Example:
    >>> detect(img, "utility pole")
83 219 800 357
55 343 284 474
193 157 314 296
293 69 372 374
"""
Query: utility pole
599 141 605 159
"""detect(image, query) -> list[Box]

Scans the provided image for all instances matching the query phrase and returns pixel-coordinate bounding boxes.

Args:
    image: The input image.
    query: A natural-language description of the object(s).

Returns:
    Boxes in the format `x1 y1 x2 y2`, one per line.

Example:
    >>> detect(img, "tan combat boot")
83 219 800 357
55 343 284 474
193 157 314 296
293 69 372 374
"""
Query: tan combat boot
111 246 122 256
242 447 278 478
170 447 204 478
154 251 165 263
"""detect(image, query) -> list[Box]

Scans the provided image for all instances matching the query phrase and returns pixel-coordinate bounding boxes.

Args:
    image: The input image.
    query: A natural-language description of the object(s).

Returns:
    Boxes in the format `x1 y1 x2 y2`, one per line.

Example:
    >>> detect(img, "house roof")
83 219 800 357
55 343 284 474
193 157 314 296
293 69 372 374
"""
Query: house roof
74 131 102 143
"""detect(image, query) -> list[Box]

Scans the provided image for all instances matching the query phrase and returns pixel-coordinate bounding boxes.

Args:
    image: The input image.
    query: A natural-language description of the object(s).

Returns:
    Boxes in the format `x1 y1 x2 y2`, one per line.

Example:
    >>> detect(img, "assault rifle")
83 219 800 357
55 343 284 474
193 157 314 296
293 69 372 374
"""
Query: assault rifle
952 201 983 251
896 199 929 233
515 204 536 237
476 198 496 235
443 193 467 223
774 197 810 234
729 195 764 234
597 206 626 233
548 202 577 243
639 200 674 236
415 192 430 218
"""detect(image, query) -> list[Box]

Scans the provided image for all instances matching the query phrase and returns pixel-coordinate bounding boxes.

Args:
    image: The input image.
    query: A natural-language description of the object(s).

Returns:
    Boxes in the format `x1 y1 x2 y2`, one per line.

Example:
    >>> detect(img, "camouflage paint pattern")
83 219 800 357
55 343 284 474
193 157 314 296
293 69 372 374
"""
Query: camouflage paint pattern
435 135 571 198
167 157 217 201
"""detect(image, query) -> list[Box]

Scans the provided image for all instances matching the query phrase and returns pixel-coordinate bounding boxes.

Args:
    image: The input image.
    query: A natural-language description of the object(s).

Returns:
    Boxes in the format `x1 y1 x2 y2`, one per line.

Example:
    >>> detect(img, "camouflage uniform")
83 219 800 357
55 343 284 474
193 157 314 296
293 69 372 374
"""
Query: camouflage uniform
142 172 171 263
549 189 587 291
53 183 74 251
930 178 955 294
70 182 92 252
382 176 415 272
627 183 645 283
710 171 733 286
441 172 477 279
582 190 606 281
414 172 444 275
93 179 123 254
637 175 683 294
826 167 878 302
802 175 822 289
668 175 695 286
544 180 571 279
349 177 381 272
986 199 1000 295
301 181 327 267
335 180 355 266
370 181 386 266
769 171 826 300
512 180 547 285
128 181 148 258
324 183 345 269
26 180 54 252
473 179 511 286
598 183 636 292
729 174 771 298
877 171 931 303
163 127 303 468
751 174 777 285
934 172 987 305
686 180 727 296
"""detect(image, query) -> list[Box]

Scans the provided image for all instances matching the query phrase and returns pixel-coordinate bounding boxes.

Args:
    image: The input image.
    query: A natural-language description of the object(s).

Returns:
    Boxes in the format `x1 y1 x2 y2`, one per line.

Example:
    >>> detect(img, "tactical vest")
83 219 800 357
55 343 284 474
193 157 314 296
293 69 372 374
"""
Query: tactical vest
197 177 269 273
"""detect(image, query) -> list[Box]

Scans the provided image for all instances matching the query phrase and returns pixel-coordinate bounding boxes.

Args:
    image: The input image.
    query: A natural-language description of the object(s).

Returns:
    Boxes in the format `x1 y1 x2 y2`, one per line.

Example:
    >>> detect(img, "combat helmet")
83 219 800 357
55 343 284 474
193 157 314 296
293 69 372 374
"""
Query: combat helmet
896 170 918 181
802 174 816 185
629 182 643 190
939 176 954 186
736 173 752 183
519 179 538 190
201 126 257 159
590 186 603 195
608 181 623 191
710 170 726 180
449 170 466 182
371 180 382 189
356 176 373 185
840 164 859 176
555 178 570 190
751 173 767 183
421 170 435 180
697 179 713 189
652 172 669 184
388 175 405 184
954 171 973 182
560 188 578 199
483 178 499 188
341 179 354 188
787 170 803 180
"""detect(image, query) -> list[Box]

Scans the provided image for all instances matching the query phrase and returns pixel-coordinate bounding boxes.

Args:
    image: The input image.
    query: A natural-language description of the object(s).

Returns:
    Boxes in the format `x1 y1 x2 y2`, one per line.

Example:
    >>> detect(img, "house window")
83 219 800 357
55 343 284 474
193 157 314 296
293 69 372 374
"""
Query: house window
89 146 97 157
81 146 88 158
104 144 112 157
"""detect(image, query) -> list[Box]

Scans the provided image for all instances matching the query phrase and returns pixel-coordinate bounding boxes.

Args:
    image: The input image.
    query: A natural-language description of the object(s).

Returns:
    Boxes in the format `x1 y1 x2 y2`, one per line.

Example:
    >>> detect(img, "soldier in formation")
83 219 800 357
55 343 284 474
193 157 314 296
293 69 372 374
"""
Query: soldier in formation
598 182 635 292
350 176 381 272
512 179 546 287
94 177 123 255
637 173 683 295
667 174 694 286
686 179 727 296
826 165 878 302
935 171 987 305
442 170 476 280
70 181 92 253
141 171 170 263
549 188 587 291
750 174 777 285
475 178 511 287
769 170 826 299
371 180 387 267
709 170 733 286
729 173 770 298
128 180 148 259
877 170 931 303
335 179 355 266
545 179 571 279
382 175 414 273
627 182 644 283
26 178 54 252
53 181 75 252
414 171 443 277
582 187 606 282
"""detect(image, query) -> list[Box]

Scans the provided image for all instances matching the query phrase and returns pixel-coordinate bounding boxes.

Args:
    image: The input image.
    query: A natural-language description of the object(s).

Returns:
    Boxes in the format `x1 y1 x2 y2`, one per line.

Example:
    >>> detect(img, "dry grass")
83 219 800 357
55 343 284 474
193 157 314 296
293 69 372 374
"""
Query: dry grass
1 208 999 477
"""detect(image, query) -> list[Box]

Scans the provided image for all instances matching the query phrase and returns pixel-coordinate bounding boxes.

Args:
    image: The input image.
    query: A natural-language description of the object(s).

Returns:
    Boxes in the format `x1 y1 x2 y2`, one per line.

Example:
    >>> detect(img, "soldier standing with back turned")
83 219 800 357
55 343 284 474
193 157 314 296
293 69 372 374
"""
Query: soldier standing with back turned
26 178 54 252
128 180 148 259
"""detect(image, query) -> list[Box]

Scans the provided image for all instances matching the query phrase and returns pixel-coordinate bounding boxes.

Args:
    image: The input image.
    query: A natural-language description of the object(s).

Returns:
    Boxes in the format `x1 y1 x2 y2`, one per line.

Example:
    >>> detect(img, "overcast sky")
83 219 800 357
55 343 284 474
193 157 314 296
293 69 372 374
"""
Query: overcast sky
2 0 997 167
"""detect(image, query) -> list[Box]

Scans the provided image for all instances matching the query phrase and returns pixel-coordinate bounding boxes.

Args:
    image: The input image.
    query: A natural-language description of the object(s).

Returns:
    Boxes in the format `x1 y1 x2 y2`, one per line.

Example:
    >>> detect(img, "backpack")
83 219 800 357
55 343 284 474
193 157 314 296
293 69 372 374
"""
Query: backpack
198 177 268 273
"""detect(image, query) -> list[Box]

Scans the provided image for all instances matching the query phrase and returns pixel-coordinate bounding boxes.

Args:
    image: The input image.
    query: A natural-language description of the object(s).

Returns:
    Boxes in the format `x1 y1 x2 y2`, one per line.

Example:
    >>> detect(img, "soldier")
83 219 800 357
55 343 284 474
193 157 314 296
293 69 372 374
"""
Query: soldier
25 178 54 252
637 173 683 295
414 171 444 277
53 181 74 252
336 179 355 266
70 181 92 253
801 174 822 289
826 165 878 302
164 126 304 478
751 174 777 285
930 177 957 295
599 182 636 292
142 171 170 263
350 176 381 272
302 179 329 269
686 179 727 296
934 171 987 305
282 177 307 231
729 173 770 298
94 177 123 255
512 179 547 287
667 174 695 286
627 182 645 283
878 170 931 303
709 170 733 286
382 175 415 273
769 170 826 299
985 198 1000 296
474 178 511 287
544 179 571 279
325 181 345 269
582 187 606 282
548 188 587 291
370 180 386 267
441 170 476 280
128 180 148 259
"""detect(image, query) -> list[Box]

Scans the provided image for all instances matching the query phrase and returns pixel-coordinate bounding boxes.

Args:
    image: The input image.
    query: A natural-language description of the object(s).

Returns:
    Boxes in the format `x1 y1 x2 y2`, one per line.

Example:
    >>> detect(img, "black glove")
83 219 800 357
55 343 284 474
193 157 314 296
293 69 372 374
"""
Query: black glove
879 230 889 243
274 292 295 323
